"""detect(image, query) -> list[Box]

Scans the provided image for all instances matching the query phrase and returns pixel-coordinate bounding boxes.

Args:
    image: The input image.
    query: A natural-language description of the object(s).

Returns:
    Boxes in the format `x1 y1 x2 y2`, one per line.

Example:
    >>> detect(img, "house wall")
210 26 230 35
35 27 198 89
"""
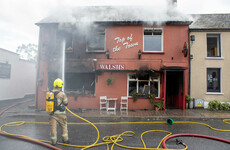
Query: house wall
36 24 190 110
190 31 230 105
0 49 36 101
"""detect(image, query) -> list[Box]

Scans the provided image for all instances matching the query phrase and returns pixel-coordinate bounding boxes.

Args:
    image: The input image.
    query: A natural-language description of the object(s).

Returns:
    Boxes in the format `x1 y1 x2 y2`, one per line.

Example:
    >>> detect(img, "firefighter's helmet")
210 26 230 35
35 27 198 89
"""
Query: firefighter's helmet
53 78 63 88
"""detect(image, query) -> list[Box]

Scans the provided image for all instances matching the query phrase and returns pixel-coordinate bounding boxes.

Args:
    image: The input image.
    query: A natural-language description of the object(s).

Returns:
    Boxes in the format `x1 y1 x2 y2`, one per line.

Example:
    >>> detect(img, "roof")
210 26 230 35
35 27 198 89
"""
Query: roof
190 14 230 30
36 6 192 25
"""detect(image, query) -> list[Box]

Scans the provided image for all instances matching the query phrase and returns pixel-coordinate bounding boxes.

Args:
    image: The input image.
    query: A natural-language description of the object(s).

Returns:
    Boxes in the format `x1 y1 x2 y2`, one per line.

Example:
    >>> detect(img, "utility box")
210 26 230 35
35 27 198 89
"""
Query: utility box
194 98 204 108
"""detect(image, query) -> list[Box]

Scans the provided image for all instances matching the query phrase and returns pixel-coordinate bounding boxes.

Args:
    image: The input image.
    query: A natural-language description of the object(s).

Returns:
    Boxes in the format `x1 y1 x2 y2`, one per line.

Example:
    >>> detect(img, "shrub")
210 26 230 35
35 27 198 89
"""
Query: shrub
208 100 221 111
185 95 192 102
220 102 230 111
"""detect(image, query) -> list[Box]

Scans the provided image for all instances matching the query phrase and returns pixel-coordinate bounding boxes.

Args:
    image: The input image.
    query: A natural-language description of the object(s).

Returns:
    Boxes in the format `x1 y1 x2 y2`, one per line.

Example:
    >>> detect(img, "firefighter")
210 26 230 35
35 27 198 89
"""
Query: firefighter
49 78 69 145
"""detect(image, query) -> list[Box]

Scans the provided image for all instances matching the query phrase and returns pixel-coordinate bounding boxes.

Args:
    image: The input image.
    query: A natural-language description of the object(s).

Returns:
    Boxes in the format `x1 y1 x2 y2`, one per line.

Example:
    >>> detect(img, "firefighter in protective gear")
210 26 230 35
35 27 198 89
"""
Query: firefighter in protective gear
49 78 69 145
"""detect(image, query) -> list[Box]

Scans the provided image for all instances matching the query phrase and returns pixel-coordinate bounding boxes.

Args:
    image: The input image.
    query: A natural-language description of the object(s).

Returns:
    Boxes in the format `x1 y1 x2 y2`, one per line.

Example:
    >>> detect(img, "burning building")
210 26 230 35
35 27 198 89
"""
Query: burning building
35 3 192 110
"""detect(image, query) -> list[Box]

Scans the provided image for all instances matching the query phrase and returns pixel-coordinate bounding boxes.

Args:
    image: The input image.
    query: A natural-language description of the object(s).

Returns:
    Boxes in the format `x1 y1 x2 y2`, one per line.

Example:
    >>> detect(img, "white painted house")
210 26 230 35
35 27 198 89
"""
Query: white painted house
0 48 36 101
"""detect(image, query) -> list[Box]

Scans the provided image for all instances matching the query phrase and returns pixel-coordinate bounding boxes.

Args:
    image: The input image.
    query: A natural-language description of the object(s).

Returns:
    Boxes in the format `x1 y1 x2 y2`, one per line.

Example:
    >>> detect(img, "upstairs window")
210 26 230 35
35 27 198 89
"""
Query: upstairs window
144 28 163 52
87 29 105 52
207 34 221 57
65 32 73 53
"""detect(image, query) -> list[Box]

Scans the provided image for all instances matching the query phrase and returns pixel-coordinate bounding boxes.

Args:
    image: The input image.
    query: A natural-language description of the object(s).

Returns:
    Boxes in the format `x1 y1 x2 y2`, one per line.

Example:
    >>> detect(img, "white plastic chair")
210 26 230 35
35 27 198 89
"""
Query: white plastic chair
120 96 128 111
100 96 107 111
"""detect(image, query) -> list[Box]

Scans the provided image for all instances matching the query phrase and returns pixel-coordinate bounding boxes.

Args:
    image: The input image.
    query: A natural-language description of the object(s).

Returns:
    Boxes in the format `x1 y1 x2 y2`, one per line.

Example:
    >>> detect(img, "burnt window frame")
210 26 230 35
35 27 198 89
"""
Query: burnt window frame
127 73 160 98
86 28 106 53
143 28 163 52
64 32 73 54
206 33 221 57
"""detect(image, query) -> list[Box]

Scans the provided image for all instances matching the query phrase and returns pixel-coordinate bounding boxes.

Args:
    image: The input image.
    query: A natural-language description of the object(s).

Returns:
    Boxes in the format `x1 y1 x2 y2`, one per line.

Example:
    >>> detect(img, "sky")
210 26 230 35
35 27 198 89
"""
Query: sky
0 0 229 52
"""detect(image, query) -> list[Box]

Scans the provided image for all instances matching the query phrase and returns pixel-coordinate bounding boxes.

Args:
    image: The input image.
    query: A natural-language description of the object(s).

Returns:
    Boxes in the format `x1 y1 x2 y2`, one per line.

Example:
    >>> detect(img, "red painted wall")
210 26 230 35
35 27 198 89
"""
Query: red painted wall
36 24 189 110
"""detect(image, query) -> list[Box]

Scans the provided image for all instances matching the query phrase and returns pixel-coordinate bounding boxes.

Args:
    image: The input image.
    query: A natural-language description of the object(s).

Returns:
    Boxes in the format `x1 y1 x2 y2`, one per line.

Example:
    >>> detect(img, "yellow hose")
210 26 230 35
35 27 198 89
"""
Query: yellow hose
0 108 229 150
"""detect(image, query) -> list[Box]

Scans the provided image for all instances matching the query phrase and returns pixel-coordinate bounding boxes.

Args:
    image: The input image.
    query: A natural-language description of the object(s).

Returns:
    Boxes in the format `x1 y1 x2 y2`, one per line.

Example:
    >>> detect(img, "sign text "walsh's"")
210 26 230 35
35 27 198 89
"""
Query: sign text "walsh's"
99 64 125 70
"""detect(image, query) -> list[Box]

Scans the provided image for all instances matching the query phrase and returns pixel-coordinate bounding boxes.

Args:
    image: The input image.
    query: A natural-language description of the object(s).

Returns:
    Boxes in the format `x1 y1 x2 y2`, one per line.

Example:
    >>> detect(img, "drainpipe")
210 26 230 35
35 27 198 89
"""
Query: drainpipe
188 29 191 96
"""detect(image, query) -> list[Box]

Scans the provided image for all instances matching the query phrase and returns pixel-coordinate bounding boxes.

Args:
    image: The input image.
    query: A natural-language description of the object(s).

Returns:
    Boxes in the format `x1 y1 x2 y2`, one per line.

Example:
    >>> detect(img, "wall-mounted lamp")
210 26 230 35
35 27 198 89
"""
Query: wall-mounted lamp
106 50 110 59
190 35 195 42
138 50 142 59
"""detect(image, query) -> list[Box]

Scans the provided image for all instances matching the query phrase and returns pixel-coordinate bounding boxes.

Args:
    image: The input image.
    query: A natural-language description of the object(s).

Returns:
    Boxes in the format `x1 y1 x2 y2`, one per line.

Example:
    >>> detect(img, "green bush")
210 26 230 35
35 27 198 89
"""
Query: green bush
220 102 230 111
208 100 221 111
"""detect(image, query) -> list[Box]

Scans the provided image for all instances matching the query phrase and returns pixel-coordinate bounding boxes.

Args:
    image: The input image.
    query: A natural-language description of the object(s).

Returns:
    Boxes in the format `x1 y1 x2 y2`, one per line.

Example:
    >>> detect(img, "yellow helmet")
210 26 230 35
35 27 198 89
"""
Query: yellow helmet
53 78 63 88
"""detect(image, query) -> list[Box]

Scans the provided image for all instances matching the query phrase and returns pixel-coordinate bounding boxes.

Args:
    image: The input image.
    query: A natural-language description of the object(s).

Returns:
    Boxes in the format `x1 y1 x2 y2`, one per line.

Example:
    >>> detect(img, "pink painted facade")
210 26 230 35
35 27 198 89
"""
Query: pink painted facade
36 23 190 110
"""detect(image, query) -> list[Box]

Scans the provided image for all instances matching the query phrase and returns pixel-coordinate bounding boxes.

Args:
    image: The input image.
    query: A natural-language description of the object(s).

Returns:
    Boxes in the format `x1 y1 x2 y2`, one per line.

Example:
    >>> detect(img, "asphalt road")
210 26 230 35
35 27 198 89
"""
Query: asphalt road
0 99 229 150
0 114 230 150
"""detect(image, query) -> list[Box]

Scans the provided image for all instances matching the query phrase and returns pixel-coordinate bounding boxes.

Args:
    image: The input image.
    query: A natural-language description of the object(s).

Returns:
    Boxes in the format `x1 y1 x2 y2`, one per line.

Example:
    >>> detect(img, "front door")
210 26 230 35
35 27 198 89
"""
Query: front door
166 71 184 109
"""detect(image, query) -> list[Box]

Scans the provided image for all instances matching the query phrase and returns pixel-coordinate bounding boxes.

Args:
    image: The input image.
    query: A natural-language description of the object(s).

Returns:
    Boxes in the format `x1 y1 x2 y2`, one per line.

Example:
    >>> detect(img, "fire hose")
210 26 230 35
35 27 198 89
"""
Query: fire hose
0 101 230 150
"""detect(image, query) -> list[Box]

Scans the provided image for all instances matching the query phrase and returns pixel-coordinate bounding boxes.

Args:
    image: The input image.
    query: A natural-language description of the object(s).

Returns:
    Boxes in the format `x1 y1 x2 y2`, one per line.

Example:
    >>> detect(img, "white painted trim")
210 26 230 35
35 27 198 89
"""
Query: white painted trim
143 28 163 52
205 92 224 95
205 57 224 60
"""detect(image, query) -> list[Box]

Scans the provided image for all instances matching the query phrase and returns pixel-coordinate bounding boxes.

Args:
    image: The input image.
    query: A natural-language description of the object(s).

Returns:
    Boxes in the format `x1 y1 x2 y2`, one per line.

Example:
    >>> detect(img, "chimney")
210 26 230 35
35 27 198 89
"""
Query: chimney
168 0 177 7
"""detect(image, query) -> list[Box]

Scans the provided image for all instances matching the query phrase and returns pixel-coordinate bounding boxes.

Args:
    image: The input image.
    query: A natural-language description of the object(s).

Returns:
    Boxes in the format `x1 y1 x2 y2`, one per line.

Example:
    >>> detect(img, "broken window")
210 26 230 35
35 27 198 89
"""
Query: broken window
207 68 221 93
0 62 11 78
144 28 163 52
65 73 95 95
64 32 73 53
207 34 221 57
87 29 105 52
128 74 160 97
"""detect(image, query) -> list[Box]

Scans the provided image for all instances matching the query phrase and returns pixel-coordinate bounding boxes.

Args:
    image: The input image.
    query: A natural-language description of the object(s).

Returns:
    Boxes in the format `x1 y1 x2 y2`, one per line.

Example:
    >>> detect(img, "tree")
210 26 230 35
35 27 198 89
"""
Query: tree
16 43 38 62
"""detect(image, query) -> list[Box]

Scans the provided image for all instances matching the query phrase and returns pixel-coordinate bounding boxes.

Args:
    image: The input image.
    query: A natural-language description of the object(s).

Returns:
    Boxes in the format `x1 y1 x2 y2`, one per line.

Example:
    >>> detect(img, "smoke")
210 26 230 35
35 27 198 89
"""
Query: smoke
40 0 193 26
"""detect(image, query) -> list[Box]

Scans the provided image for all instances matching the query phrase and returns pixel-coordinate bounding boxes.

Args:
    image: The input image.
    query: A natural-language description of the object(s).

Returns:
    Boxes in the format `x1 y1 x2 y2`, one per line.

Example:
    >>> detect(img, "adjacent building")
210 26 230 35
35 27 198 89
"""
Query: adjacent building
35 6 191 110
0 48 36 101
190 14 230 108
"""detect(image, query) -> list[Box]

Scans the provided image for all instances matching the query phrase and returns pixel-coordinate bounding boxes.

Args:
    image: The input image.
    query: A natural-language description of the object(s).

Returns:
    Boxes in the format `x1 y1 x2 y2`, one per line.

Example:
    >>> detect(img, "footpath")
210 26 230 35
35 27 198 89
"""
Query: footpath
1 98 230 119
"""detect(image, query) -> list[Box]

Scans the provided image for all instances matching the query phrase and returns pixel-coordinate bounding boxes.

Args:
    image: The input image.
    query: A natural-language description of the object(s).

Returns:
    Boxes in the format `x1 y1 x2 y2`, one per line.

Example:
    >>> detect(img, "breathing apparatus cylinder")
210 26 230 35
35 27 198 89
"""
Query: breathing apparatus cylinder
46 92 55 113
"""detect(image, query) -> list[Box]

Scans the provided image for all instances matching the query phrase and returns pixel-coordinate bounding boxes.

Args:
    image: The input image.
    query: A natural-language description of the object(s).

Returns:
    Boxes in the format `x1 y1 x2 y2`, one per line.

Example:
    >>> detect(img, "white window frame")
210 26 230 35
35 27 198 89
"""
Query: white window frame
143 28 163 52
206 33 222 58
86 29 106 52
127 73 160 98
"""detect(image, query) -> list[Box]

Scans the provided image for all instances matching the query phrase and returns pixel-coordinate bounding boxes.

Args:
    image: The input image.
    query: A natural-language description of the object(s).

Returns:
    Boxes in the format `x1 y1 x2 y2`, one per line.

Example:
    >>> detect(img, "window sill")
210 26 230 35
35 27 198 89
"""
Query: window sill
206 92 224 95
86 50 105 53
142 52 164 54
205 57 224 60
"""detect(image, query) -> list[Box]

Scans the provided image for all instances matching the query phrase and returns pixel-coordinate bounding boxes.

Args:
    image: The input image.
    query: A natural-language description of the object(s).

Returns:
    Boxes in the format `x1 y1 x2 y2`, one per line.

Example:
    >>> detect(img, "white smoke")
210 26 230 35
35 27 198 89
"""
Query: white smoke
39 0 193 25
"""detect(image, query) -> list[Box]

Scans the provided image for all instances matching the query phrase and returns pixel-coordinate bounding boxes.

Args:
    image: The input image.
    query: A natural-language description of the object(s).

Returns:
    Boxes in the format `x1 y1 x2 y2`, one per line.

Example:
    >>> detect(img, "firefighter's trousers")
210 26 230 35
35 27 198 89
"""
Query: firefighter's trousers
49 114 68 144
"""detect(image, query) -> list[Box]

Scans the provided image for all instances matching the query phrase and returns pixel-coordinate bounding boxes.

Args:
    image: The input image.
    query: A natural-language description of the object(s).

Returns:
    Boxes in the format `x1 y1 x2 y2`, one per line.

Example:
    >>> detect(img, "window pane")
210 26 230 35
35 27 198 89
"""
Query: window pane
138 74 149 80
138 81 148 94
207 69 220 92
129 81 137 96
207 34 220 57
65 73 95 94
88 32 105 51
0 62 11 78
144 35 162 51
129 74 136 80
65 33 73 52
150 81 158 97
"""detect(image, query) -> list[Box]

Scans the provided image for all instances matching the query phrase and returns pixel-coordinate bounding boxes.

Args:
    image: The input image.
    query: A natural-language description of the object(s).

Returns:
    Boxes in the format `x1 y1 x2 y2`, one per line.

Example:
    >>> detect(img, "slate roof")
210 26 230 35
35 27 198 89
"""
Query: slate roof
190 14 230 30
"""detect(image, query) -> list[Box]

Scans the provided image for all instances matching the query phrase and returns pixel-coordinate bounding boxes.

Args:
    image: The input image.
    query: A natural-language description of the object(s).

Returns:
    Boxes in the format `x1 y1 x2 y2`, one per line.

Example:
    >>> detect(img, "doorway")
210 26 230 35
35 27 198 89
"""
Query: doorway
166 71 184 109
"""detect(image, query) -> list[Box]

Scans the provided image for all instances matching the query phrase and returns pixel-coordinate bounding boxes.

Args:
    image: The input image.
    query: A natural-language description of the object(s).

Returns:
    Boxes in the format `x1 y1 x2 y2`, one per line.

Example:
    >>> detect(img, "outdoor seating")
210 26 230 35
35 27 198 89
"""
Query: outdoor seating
120 96 128 111
100 96 107 111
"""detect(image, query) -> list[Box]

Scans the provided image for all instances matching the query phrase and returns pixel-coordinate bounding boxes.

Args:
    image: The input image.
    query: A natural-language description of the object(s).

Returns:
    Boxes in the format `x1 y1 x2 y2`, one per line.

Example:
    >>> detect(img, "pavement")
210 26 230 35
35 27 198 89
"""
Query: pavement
1 98 230 119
